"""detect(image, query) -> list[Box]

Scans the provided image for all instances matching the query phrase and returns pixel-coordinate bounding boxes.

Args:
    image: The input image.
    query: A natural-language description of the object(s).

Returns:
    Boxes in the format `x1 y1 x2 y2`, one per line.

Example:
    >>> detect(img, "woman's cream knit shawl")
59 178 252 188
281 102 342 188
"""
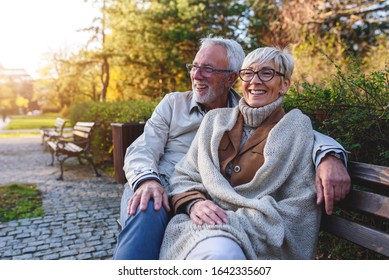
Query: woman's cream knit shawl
160 107 322 260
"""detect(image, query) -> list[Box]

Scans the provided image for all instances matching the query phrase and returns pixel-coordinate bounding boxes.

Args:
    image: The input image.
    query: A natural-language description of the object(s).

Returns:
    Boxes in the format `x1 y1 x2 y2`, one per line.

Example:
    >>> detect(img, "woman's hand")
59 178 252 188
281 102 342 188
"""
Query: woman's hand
189 200 228 226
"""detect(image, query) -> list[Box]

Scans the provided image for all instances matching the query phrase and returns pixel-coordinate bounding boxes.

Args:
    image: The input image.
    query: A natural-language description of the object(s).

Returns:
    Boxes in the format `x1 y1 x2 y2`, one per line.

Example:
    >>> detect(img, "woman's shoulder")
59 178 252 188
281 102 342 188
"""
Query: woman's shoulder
209 106 235 114
285 108 310 121
201 107 239 130
207 107 237 122
281 108 313 131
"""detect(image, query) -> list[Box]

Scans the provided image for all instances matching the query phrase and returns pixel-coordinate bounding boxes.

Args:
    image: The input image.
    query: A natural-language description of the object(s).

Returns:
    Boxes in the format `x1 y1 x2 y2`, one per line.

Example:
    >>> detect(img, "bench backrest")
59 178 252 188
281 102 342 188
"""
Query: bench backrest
320 161 389 257
72 122 95 138
54 118 67 133
70 122 96 150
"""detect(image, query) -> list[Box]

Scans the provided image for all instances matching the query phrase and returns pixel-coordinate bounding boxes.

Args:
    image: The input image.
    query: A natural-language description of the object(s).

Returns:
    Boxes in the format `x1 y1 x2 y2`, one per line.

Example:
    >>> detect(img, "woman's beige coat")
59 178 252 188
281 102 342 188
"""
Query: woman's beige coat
160 107 322 260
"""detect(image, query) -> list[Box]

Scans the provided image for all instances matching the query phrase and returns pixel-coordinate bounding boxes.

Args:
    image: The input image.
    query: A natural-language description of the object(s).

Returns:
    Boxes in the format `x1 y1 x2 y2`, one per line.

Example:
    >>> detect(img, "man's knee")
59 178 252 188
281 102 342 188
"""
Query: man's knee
114 200 169 260
124 200 169 228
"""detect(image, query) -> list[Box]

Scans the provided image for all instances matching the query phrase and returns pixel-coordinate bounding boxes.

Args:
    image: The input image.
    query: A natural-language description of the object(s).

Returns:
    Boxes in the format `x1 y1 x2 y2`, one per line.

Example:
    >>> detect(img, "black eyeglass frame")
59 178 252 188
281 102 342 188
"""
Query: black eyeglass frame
238 68 285 82
186 64 233 76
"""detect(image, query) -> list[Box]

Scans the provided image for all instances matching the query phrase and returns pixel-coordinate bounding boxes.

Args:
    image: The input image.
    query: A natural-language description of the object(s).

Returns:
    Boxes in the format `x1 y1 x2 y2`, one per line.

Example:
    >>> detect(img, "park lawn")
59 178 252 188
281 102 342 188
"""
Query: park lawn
0 183 44 222
5 114 69 130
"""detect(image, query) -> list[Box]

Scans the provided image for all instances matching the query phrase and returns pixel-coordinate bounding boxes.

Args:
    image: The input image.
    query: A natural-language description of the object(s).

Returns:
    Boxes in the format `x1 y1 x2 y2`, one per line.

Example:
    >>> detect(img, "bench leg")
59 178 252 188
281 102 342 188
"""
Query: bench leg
57 161 65 180
56 155 68 180
87 157 101 177
50 151 55 166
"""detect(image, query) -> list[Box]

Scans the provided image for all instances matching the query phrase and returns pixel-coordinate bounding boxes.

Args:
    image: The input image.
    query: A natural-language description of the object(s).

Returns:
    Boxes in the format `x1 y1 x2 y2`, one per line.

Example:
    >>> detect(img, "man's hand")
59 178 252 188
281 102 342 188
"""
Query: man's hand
127 180 170 215
189 200 228 226
316 155 351 215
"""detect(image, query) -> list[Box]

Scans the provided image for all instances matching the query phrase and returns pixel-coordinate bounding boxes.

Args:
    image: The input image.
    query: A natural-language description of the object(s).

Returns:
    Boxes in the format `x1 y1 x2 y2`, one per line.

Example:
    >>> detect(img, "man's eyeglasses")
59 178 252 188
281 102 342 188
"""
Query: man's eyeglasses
239 68 285 82
186 64 233 77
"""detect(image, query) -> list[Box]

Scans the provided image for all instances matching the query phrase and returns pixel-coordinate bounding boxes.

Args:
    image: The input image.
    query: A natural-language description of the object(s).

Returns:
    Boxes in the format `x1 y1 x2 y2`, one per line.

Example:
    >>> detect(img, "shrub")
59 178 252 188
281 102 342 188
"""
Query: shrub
285 61 388 166
68 99 159 164
285 57 388 259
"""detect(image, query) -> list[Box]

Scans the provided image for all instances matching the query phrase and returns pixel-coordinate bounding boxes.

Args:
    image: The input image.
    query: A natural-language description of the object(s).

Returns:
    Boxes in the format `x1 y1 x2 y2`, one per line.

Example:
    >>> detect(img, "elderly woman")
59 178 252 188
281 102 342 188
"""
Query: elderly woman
159 46 322 260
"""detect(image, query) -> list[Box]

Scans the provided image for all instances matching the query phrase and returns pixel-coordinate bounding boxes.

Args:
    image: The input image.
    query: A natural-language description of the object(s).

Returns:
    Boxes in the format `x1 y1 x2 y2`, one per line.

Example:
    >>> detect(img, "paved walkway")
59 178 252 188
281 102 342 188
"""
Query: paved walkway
0 136 123 260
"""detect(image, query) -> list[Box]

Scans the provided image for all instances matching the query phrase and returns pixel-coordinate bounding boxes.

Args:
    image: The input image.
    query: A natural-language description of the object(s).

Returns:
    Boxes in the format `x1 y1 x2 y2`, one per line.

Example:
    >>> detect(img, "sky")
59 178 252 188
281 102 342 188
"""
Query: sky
0 0 99 79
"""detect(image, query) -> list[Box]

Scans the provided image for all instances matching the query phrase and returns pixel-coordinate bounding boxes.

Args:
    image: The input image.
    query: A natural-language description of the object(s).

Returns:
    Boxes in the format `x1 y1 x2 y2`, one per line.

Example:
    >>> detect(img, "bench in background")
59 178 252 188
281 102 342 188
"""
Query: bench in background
40 117 67 147
320 161 389 258
47 121 100 180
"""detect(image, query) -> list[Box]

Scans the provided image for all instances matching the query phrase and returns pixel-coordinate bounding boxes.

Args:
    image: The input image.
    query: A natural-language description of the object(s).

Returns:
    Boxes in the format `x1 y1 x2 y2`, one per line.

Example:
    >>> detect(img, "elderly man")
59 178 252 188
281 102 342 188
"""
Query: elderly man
113 36 350 260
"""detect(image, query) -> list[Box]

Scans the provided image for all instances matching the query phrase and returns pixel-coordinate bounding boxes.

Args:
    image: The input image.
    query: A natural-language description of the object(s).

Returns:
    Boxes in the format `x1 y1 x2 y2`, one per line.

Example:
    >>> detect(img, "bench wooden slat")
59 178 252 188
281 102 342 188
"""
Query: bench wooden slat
74 122 95 128
339 189 389 219
47 141 57 151
55 118 66 127
320 161 389 258
73 130 91 139
321 214 389 256
348 161 389 190
74 124 93 130
63 142 83 153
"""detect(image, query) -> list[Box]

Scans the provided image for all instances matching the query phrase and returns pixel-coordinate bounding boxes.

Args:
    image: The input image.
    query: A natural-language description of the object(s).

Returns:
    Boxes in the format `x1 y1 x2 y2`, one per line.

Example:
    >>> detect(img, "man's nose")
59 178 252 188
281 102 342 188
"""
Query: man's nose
192 67 204 79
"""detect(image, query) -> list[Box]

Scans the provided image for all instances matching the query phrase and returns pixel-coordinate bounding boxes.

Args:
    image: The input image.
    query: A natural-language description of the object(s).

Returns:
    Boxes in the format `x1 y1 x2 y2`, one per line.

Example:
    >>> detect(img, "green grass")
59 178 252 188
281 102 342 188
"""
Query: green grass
0 183 44 222
5 114 70 130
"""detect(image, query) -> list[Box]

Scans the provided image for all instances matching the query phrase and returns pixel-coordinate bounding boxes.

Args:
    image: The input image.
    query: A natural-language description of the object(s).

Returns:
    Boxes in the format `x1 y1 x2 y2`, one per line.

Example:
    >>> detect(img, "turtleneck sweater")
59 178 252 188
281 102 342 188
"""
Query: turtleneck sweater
224 97 284 179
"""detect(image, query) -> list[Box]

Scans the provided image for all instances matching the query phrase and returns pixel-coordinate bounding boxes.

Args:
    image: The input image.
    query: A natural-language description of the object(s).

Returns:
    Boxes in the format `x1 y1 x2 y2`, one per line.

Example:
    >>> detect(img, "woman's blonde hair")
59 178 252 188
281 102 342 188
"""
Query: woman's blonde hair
242 46 295 79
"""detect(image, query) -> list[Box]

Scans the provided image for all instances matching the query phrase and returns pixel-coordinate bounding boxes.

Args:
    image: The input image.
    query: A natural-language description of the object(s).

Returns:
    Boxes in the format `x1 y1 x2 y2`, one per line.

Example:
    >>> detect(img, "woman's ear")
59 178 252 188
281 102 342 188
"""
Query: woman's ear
280 78 291 96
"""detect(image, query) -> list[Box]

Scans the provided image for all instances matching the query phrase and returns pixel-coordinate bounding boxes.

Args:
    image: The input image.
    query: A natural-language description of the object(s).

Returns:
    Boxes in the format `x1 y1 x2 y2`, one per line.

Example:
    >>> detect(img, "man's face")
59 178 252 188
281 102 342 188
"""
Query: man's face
190 45 234 110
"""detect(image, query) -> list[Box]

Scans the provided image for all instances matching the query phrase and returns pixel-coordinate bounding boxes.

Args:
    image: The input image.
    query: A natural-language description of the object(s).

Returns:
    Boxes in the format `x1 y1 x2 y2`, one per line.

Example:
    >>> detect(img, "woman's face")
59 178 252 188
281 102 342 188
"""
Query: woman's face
241 60 290 108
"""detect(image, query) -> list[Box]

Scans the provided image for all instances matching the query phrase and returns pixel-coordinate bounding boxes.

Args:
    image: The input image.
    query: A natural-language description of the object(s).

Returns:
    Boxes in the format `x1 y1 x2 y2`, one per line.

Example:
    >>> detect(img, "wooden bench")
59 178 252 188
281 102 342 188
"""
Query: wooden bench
47 121 100 180
320 161 389 258
40 117 67 146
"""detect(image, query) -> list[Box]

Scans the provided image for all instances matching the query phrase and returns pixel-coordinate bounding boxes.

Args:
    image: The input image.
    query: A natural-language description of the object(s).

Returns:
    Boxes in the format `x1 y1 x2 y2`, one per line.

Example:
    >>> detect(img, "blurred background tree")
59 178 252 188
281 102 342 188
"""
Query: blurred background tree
27 0 386 104
3 0 386 112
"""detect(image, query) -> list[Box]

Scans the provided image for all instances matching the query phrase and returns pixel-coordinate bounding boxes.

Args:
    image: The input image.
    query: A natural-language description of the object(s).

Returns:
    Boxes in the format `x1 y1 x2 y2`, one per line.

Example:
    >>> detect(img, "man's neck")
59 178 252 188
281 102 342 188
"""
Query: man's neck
204 93 229 112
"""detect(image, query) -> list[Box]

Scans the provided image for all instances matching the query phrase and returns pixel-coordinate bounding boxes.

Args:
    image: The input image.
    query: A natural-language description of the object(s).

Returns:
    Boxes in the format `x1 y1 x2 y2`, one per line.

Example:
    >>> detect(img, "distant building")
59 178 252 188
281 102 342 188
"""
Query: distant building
0 63 32 83
0 63 34 114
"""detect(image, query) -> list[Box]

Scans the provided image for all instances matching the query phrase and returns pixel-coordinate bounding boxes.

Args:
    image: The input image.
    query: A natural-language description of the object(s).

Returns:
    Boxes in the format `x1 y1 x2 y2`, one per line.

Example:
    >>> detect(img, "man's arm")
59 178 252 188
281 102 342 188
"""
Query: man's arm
312 131 351 215
123 96 173 214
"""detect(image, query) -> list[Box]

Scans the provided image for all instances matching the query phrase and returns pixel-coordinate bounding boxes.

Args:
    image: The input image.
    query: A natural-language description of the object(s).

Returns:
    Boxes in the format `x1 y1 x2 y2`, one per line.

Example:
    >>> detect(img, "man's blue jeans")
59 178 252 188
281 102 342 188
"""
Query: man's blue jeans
113 185 168 260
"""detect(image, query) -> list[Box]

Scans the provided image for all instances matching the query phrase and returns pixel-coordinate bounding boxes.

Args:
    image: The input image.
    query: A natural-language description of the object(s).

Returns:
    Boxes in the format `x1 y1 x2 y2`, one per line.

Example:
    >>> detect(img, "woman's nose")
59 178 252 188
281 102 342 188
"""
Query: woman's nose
250 73 263 83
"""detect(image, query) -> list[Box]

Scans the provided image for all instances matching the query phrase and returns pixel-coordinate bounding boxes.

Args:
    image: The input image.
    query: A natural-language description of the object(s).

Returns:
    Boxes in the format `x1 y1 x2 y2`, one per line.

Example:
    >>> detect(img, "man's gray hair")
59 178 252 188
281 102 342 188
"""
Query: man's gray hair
199 36 245 72
242 46 295 79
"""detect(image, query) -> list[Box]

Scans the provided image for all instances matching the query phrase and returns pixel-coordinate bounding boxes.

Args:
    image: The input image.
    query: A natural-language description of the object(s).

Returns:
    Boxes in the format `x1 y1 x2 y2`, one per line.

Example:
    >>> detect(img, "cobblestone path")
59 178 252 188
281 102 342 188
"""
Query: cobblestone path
0 136 123 259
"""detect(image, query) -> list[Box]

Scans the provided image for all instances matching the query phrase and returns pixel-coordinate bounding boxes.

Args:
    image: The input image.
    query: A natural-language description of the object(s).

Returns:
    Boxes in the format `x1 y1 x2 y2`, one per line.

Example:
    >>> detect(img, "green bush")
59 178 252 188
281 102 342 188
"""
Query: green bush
285 61 388 166
68 99 159 164
285 57 388 259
